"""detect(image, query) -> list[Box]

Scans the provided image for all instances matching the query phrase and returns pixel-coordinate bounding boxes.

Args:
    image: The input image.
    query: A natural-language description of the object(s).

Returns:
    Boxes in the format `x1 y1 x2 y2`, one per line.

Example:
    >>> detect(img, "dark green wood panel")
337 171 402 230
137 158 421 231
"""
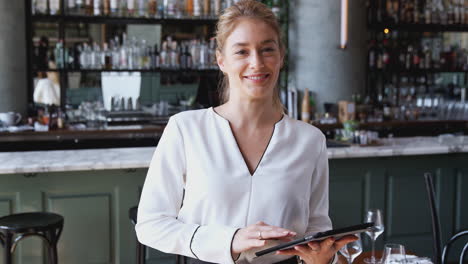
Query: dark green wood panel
46 193 112 264
454 168 468 231
0 196 13 216
384 169 433 237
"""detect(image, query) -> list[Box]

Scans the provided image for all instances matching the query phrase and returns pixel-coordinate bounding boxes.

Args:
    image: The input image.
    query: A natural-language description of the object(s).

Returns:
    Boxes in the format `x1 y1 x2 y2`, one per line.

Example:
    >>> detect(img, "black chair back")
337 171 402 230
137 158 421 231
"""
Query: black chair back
424 172 442 264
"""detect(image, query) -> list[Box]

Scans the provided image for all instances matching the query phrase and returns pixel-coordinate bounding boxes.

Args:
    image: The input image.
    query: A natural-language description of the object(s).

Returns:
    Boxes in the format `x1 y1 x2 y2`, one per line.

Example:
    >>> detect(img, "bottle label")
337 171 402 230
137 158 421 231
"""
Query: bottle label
68 0 76 8
301 112 310 121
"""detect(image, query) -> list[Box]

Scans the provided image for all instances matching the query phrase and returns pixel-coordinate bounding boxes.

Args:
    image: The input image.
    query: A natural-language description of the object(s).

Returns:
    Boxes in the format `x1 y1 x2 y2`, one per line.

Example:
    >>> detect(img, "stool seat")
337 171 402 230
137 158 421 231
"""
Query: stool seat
0 212 64 264
0 212 63 233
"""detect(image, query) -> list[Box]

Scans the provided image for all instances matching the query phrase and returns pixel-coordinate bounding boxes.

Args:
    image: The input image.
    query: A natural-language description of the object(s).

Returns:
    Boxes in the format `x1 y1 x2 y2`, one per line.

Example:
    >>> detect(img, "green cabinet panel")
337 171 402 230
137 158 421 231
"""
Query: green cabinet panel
330 154 468 261
1 153 467 263
47 193 112 264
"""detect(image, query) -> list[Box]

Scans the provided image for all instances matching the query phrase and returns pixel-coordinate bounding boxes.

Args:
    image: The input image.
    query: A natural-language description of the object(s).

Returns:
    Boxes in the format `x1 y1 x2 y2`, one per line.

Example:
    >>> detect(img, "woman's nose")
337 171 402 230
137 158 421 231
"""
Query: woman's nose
249 52 264 68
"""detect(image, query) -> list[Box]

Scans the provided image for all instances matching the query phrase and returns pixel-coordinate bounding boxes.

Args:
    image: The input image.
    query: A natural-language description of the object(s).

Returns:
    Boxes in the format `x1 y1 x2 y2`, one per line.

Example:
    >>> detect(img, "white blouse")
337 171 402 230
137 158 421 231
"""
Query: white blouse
136 107 332 264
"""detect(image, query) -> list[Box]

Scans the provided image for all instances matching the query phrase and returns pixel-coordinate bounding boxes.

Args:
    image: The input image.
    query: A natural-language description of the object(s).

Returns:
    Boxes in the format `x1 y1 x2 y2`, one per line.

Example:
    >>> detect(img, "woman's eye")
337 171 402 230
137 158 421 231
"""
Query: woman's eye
262 47 275 53
235 50 248 55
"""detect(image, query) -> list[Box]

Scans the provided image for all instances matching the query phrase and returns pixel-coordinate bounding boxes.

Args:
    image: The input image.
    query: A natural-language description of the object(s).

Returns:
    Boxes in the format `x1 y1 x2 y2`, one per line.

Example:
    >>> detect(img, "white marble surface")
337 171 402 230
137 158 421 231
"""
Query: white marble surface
1 136 468 174
328 136 468 159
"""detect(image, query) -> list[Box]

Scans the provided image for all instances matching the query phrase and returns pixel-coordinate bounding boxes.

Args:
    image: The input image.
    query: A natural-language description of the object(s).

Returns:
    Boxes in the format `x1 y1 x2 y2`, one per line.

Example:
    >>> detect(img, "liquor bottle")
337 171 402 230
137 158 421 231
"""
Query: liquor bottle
67 0 76 14
368 40 376 69
271 0 281 20
103 0 110 15
193 0 201 17
152 44 160 69
148 0 157 16
213 0 221 16
35 0 48 14
50 0 61 14
76 0 84 15
301 88 310 123
110 0 118 15
160 41 168 68
165 0 177 17
84 0 93 15
382 39 390 69
138 0 147 16
179 43 187 69
127 0 136 16
94 0 102 15
186 0 194 17
203 0 210 17
185 44 192 69
54 40 64 68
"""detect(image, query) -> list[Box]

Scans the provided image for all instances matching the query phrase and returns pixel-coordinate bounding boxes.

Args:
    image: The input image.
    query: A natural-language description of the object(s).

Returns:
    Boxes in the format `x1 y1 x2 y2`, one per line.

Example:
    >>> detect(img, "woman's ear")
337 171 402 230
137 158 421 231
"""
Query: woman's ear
216 50 226 73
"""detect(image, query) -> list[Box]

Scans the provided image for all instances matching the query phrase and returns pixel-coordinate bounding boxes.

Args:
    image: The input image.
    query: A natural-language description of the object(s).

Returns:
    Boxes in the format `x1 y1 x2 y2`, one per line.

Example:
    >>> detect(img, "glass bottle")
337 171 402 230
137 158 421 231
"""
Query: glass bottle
203 0 210 17
148 0 157 17
103 0 110 15
50 0 61 14
85 0 93 15
213 0 221 16
193 0 201 17
110 0 118 15
138 0 147 17
186 0 194 17
36 0 48 14
127 0 136 16
94 0 102 15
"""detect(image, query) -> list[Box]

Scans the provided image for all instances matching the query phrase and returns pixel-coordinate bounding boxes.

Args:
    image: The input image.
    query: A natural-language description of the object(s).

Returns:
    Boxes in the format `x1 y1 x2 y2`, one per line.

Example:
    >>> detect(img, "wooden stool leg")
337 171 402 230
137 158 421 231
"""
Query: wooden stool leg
4 232 13 264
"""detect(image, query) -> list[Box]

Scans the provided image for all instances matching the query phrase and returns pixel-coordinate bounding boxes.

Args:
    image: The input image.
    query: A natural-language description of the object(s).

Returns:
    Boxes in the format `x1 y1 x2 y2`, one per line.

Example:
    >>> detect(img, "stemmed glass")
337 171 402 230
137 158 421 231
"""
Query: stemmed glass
380 244 407 264
364 209 385 264
339 234 363 264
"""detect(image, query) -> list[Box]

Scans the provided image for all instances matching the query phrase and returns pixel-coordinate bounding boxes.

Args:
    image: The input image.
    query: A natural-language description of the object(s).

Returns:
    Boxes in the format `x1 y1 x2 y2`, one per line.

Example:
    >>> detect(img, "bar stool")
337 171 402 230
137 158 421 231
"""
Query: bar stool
0 212 63 264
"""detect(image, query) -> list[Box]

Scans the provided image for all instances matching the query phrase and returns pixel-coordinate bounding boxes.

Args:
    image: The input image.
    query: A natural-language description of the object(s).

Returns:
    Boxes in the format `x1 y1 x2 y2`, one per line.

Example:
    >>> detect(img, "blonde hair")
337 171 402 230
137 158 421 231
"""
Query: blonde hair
215 0 285 109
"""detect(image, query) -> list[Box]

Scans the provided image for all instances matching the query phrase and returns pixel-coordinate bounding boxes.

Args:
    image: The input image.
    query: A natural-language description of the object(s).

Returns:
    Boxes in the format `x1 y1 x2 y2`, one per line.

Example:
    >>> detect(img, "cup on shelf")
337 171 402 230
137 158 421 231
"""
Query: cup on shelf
0 112 22 127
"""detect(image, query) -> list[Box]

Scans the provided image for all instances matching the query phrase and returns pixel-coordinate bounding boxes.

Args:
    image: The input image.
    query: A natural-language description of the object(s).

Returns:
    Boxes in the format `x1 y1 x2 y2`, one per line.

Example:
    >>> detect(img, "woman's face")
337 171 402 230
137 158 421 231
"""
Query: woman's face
217 18 283 103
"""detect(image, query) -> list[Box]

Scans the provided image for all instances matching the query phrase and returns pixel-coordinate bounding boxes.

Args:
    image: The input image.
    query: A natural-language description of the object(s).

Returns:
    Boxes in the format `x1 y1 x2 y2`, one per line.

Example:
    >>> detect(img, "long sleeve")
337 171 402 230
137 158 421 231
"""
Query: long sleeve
136 116 200 258
306 135 332 234
135 115 239 264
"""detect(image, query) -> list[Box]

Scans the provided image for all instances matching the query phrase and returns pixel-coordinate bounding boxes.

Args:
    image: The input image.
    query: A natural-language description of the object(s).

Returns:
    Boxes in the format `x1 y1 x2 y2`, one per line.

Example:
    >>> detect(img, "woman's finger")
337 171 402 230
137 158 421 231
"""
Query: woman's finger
307 241 321 252
321 237 335 250
275 248 299 256
334 235 359 250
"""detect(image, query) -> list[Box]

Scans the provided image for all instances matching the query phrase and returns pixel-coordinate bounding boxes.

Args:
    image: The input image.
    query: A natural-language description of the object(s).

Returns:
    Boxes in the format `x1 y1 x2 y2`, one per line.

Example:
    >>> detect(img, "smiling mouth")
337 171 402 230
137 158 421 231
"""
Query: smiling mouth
244 74 270 81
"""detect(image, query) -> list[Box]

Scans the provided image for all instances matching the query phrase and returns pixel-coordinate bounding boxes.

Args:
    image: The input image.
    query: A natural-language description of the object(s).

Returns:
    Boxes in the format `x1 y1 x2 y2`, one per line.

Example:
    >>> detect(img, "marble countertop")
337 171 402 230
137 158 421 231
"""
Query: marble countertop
1 136 467 174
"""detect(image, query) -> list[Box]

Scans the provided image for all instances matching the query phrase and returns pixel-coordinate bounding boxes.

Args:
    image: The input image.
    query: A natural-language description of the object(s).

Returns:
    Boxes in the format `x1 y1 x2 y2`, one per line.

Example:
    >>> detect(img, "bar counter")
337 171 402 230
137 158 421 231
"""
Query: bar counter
2 136 467 174
1 137 467 264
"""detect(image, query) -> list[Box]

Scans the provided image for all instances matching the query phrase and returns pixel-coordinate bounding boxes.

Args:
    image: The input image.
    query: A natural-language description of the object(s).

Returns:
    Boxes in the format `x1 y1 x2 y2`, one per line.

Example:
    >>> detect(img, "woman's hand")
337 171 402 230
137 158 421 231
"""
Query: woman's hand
276 235 358 264
231 221 297 259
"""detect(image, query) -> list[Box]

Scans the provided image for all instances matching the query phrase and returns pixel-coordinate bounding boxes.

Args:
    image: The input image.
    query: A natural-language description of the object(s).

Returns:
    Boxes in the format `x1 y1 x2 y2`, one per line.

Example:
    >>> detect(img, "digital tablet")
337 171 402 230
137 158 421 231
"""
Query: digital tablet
255 222 374 257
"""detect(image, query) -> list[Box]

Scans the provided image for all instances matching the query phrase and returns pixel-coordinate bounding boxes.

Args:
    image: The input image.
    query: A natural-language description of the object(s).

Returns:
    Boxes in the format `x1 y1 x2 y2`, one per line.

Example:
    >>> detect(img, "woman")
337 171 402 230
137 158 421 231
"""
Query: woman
136 1 356 263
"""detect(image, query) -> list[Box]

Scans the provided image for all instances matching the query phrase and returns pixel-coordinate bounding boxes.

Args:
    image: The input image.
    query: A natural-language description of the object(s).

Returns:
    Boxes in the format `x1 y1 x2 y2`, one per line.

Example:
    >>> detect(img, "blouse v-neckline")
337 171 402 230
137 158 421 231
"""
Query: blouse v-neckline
209 107 285 177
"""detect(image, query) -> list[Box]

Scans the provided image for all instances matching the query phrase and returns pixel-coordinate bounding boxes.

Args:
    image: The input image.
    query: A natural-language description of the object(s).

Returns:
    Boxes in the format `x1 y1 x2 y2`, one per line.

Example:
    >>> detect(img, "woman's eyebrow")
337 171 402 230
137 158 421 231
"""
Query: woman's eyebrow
231 39 277 48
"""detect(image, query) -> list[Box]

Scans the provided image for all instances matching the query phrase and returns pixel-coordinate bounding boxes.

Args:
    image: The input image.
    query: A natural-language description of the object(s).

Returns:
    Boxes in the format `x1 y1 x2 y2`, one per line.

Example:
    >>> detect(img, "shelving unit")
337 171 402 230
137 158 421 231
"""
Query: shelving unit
25 0 289 113
364 1 468 124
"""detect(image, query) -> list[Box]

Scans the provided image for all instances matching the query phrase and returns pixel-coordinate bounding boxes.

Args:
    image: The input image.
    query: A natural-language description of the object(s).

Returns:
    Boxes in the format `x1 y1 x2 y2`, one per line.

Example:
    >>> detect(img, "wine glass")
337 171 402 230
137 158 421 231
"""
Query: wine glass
380 244 407 264
339 234 363 264
364 209 385 264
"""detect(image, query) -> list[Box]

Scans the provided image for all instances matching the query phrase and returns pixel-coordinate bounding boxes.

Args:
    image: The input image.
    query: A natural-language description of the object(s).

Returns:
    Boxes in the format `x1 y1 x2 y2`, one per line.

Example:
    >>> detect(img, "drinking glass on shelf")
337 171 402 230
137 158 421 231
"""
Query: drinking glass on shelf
364 209 385 264
380 244 407 264
339 234 363 264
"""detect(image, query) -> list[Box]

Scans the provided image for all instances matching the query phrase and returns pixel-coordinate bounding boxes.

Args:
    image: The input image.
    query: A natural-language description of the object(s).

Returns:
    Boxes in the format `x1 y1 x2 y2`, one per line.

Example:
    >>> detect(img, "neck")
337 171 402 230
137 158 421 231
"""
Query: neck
216 97 282 130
